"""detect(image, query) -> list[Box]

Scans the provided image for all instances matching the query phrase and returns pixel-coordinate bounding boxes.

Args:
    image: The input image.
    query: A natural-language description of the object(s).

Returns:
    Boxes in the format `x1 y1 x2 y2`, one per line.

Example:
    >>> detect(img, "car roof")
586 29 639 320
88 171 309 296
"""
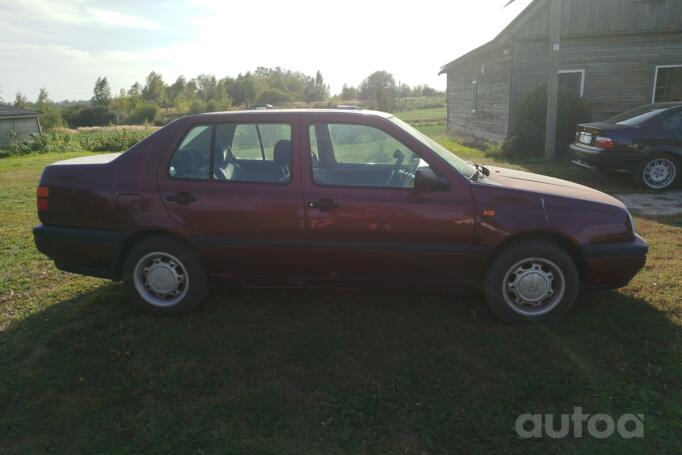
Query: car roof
181 108 394 122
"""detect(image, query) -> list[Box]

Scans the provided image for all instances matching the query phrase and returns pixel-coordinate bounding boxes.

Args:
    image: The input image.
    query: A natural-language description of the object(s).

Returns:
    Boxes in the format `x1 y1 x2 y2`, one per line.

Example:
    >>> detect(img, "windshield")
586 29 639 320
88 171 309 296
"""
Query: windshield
606 105 669 126
389 116 477 179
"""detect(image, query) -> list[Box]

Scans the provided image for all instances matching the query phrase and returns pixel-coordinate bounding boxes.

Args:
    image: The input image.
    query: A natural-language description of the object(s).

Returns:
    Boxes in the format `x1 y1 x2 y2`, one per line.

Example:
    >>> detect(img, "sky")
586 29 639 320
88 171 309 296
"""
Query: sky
0 0 533 102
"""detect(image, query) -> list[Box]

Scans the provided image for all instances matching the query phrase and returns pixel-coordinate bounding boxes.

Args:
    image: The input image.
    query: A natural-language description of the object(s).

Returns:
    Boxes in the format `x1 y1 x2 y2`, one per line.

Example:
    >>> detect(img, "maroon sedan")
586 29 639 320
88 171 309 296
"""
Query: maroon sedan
33 110 647 323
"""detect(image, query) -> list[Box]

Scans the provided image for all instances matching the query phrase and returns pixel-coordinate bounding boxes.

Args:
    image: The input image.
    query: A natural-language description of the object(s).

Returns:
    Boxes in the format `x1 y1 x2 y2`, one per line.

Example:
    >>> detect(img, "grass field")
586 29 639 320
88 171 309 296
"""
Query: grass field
1 117 682 453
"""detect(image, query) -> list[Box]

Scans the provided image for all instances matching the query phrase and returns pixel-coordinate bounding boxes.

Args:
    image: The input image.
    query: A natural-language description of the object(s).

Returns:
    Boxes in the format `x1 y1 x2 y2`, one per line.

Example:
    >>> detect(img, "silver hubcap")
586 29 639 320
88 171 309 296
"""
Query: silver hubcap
502 258 565 316
643 158 676 189
133 252 189 307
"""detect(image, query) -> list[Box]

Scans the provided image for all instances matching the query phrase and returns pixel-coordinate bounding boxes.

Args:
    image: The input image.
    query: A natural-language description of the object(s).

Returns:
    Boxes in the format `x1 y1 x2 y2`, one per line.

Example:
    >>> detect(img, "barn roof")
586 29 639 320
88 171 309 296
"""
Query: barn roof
0 105 42 119
439 0 546 74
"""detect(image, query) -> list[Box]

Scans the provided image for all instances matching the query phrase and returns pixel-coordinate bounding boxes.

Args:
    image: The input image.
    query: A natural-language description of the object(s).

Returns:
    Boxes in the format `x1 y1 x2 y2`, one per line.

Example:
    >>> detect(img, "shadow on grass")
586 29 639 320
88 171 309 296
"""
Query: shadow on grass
1 284 681 454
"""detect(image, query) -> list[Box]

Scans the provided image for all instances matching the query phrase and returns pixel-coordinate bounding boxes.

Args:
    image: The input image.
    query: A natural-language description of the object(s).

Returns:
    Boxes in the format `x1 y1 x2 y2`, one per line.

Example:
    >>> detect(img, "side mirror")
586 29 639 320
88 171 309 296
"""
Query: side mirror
414 168 448 192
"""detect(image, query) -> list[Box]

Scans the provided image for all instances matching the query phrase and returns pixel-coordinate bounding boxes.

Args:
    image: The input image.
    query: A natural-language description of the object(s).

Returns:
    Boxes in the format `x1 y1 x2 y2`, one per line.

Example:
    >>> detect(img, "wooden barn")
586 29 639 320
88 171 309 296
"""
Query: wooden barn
440 0 682 143
0 105 42 148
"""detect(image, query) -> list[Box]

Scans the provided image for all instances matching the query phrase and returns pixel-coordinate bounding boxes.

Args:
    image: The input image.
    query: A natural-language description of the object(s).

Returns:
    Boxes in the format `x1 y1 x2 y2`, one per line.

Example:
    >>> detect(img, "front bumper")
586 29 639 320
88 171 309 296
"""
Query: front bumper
569 143 641 172
33 224 125 280
581 234 648 290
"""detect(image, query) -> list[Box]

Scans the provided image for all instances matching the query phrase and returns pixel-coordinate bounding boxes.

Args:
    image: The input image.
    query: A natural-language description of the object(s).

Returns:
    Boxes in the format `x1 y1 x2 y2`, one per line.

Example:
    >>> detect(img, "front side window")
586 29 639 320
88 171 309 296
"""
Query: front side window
309 123 429 188
654 66 682 103
169 122 292 183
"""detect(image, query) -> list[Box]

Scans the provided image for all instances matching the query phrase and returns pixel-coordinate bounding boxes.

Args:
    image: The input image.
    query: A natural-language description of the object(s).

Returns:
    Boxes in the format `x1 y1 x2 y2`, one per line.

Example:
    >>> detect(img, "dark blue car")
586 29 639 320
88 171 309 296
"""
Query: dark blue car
570 102 682 191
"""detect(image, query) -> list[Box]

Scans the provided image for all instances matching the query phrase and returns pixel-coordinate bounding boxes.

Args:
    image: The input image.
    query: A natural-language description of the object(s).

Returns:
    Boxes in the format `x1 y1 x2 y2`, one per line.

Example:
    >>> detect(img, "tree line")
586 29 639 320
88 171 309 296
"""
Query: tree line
8 67 444 129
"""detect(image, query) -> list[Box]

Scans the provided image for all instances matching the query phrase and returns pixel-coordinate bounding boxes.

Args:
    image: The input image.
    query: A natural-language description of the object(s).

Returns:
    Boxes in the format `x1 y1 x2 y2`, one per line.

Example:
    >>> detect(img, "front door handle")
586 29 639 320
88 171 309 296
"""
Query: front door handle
167 192 196 205
308 198 338 211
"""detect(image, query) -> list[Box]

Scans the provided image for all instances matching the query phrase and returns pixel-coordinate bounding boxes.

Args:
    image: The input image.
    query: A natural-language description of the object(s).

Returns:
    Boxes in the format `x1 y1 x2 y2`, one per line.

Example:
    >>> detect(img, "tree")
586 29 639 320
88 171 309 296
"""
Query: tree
228 73 256 106
14 92 28 109
91 77 111 106
37 88 49 106
359 70 397 111
128 82 142 97
340 84 359 100
142 71 166 104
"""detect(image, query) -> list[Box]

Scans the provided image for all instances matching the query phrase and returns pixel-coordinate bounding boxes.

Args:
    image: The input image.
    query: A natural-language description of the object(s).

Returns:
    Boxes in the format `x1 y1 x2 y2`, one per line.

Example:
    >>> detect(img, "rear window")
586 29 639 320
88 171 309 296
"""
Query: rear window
606 105 669 126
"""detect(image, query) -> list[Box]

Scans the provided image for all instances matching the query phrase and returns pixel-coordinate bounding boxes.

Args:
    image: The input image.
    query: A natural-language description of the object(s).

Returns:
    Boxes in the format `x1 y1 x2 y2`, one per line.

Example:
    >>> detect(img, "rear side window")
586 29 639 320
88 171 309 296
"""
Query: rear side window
169 123 292 183
169 125 212 180
214 123 292 183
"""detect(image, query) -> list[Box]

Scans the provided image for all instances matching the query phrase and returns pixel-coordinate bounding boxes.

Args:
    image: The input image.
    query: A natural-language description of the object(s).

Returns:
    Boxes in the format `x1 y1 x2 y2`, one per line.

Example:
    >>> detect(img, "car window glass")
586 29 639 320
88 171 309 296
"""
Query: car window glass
309 123 428 188
169 125 212 180
213 123 292 184
230 124 263 160
662 111 682 130
606 105 668 126
259 124 292 160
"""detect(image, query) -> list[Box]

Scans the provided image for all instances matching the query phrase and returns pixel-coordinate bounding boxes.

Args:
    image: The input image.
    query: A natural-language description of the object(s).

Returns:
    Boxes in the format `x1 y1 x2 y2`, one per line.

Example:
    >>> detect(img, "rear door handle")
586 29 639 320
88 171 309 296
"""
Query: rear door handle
167 192 196 205
308 198 338 211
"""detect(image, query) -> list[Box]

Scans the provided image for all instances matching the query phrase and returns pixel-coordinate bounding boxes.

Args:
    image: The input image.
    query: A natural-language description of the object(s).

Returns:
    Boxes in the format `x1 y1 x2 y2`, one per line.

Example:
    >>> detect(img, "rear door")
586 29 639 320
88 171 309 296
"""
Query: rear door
300 114 476 285
157 114 307 281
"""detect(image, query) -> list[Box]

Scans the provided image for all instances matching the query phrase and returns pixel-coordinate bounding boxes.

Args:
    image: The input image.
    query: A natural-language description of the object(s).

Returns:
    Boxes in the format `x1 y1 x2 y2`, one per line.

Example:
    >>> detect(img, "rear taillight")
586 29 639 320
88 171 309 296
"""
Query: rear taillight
595 136 615 149
37 186 49 211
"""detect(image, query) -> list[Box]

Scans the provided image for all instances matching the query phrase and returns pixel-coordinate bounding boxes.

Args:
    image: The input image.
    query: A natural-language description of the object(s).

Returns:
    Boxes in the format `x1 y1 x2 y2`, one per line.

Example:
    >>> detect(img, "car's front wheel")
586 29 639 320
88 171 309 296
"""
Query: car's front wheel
634 154 679 191
483 240 579 324
123 236 207 315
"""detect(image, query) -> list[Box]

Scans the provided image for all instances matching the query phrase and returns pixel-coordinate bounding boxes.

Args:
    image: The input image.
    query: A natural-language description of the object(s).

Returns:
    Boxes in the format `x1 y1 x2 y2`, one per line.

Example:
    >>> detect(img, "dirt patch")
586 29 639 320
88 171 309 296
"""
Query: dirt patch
614 191 682 216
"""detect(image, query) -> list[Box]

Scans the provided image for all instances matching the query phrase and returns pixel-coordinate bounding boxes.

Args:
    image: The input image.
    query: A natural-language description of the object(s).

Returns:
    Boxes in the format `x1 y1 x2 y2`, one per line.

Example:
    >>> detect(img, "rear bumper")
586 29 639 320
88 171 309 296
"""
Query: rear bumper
569 143 641 172
581 234 648 290
33 224 125 280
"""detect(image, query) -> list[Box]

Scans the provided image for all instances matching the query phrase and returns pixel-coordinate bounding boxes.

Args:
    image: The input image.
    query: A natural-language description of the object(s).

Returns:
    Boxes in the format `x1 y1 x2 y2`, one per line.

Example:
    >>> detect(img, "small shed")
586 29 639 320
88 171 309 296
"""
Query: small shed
0 105 42 148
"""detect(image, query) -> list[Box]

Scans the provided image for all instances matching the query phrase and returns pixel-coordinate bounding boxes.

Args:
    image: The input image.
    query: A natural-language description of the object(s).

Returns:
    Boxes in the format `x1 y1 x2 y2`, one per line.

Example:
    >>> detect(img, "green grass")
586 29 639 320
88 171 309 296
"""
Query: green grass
394 107 446 122
1 128 682 453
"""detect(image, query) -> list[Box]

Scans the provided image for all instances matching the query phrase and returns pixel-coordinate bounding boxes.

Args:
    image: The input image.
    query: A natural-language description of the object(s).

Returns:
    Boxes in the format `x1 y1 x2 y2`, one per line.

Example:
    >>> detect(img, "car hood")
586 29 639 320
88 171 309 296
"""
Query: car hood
479 166 626 208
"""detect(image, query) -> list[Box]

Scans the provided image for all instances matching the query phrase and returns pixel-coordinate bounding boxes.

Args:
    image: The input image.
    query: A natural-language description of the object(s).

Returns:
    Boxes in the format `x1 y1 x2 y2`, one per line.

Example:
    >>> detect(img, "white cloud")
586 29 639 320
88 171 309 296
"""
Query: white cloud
86 8 161 30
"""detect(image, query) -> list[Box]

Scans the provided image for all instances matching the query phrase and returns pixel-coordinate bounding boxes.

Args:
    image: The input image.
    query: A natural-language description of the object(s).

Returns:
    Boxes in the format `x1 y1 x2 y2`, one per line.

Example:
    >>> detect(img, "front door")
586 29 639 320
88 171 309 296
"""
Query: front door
157 116 307 280
300 116 476 286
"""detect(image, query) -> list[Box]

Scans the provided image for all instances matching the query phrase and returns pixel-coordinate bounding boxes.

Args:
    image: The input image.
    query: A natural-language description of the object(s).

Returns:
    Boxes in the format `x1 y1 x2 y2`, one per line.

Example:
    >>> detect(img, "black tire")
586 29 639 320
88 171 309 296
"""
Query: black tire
123 236 207 315
633 154 679 191
483 240 579 324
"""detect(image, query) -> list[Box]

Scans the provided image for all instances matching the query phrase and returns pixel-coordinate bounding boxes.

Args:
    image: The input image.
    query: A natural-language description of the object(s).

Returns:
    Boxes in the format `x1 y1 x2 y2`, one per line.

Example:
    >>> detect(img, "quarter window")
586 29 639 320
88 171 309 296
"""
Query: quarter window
309 123 429 188
169 125 212 180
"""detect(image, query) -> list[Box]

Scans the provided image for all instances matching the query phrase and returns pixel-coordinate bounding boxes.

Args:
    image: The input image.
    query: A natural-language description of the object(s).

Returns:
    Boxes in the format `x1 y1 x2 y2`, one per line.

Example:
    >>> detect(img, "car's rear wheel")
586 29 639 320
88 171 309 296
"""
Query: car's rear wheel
123 236 207 315
483 240 579 324
634 154 679 191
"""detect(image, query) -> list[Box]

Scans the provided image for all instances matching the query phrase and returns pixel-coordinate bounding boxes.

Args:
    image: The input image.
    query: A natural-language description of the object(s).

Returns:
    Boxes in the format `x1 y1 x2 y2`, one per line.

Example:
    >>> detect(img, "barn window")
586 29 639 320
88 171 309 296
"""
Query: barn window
472 80 478 113
558 69 585 98
653 65 682 103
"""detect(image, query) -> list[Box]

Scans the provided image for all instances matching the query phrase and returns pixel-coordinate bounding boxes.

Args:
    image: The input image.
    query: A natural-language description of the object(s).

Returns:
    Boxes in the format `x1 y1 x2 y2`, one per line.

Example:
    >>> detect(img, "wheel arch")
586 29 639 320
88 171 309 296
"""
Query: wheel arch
484 230 586 281
113 228 198 280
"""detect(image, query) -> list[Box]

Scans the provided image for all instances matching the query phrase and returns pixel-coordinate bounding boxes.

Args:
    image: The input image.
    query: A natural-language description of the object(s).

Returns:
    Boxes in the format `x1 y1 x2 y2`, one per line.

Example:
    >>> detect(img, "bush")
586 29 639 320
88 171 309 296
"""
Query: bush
503 85 590 158
127 104 158 124
40 109 65 130
62 106 116 128
0 128 156 158
257 88 292 105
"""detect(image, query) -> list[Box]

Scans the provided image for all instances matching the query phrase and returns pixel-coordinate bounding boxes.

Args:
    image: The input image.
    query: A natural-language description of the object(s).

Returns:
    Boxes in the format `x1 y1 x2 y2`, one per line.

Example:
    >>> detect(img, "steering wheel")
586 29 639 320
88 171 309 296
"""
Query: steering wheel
386 149 405 185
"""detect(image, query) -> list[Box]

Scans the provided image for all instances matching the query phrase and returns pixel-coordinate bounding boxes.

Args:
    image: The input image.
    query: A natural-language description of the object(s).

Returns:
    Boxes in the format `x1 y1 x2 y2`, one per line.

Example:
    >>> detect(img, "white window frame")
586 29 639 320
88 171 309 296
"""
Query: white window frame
558 69 585 98
471 80 478 113
652 64 682 103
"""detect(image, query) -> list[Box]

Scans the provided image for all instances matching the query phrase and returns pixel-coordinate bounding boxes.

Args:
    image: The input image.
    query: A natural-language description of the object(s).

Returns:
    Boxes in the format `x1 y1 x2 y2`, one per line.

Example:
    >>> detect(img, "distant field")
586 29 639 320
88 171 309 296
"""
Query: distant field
394 107 446 122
